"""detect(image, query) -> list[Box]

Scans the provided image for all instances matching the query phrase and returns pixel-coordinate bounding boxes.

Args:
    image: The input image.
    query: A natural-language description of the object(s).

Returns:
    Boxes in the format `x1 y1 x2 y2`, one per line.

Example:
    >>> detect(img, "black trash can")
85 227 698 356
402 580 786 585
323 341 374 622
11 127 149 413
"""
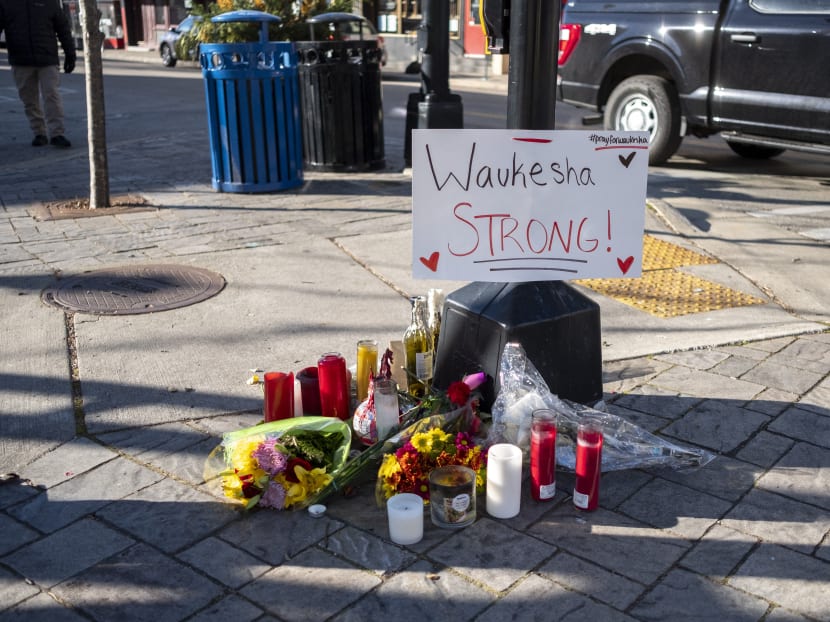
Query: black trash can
201 10 303 193
296 12 385 172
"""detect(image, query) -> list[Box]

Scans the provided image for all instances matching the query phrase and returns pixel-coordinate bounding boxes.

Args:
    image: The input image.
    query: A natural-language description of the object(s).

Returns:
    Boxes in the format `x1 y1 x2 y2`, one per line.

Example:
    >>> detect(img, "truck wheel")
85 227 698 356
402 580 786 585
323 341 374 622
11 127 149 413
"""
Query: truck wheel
604 76 682 166
726 141 785 159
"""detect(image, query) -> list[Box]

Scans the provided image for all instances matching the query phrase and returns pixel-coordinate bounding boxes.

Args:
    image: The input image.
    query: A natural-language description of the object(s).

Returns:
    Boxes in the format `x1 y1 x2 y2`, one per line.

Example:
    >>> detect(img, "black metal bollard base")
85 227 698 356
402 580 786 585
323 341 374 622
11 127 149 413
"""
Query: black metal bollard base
404 92 464 166
432 281 603 411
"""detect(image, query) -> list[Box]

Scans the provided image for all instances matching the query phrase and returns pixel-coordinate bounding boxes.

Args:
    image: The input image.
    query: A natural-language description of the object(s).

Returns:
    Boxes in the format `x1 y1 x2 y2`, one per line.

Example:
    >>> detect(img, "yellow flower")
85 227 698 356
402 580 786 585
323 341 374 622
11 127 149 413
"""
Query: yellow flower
428 428 449 444
218 0 233 11
411 432 432 453
298 465 332 492
380 480 398 499
253 0 265 9
221 472 244 499
228 438 263 473
378 454 401 478
278 465 332 508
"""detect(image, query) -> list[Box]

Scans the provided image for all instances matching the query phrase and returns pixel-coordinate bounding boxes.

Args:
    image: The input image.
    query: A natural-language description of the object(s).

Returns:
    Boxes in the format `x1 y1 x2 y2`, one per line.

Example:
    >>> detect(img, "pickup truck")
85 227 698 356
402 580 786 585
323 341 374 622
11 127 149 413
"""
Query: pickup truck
556 0 830 165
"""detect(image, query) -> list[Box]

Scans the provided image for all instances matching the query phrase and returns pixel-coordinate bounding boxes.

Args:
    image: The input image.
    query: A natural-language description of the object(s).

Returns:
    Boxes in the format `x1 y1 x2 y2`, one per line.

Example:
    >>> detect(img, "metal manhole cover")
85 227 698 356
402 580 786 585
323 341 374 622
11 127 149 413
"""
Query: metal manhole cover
41 265 226 315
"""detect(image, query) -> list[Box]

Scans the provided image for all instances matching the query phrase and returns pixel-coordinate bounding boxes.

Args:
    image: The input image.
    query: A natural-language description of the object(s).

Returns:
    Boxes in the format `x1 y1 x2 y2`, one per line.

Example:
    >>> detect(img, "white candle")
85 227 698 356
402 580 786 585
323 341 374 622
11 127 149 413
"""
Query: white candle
387 493 424 545
486 443 523 519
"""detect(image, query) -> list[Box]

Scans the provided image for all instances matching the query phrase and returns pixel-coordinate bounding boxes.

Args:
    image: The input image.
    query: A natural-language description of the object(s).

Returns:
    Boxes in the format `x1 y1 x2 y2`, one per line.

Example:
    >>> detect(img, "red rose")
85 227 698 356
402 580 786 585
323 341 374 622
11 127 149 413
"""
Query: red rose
285 457 313 483
447 381 472 406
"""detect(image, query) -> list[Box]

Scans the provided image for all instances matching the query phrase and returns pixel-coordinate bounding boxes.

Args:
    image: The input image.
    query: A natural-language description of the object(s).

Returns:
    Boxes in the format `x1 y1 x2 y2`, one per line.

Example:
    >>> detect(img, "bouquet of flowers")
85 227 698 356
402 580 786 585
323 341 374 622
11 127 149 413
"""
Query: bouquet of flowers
304 373 490 509
376 426 487 503
204 417 351 510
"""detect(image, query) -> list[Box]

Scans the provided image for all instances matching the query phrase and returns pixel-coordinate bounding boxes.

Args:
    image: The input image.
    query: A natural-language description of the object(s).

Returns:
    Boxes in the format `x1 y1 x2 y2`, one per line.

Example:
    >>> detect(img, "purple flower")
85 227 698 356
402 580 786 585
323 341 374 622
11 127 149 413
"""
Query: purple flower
259 481 287 510
252 438 288 475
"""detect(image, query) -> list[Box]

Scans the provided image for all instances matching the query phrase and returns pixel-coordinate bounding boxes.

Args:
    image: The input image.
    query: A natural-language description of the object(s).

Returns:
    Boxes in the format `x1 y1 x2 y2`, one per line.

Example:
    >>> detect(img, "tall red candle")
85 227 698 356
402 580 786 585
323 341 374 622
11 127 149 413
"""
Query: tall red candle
530 409 557 502
573 420 603 511
263 371 294 422
317 352 350 420
296 366 322 415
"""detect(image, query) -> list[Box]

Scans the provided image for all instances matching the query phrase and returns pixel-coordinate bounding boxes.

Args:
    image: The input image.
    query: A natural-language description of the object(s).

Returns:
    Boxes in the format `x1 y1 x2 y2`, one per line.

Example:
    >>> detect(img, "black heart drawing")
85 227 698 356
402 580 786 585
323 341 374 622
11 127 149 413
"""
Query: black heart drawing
619 152 636 168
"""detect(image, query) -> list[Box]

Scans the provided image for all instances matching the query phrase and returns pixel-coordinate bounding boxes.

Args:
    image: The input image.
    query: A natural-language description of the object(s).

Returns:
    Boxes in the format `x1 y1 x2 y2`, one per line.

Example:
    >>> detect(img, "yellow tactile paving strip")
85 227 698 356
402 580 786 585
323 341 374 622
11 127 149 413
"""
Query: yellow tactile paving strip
576 235 766 318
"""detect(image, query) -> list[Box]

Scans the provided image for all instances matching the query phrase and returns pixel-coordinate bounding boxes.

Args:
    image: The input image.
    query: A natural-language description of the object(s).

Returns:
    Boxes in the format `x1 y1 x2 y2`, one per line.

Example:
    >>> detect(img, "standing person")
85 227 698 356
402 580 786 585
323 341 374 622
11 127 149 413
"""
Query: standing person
0 0 76 148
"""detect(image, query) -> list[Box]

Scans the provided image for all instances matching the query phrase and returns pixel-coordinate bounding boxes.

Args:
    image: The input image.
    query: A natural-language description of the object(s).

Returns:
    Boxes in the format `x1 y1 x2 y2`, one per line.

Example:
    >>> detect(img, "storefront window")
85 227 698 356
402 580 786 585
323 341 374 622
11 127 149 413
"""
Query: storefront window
378 0 460 35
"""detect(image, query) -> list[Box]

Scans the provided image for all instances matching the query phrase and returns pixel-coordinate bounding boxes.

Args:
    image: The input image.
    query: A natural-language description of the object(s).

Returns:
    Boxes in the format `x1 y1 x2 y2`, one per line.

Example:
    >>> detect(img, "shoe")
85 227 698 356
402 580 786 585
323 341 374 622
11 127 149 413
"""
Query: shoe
50 135 71 148
32 135 48 147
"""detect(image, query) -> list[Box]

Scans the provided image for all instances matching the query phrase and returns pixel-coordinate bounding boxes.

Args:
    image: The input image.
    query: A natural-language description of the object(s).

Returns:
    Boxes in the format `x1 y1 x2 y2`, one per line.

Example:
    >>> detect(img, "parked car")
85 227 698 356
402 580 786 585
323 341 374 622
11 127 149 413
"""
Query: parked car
159 15 201 67
307 13 387 66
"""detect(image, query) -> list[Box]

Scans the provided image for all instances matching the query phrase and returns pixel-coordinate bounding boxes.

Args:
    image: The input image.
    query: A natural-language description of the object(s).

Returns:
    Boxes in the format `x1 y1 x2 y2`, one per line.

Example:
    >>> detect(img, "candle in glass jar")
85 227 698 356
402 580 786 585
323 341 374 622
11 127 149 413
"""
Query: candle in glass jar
486 443 522 519
296 366 321 416
429 465 476 529
386 493 424 545
573 420 603 511
356 340 378 403
263 371 294 421
530 409 557 502
373 377 399 441
317 353 349 420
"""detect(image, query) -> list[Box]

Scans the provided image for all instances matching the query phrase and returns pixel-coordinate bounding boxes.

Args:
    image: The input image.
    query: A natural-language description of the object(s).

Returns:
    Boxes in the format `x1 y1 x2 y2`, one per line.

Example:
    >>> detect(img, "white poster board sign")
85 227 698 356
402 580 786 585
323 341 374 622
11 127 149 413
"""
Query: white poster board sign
411 129 649 282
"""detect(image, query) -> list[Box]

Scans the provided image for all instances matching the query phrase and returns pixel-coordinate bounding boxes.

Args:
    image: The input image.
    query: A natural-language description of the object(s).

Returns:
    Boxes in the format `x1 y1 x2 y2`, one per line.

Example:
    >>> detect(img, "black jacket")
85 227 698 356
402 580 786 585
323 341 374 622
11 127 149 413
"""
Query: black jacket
0 0 75 67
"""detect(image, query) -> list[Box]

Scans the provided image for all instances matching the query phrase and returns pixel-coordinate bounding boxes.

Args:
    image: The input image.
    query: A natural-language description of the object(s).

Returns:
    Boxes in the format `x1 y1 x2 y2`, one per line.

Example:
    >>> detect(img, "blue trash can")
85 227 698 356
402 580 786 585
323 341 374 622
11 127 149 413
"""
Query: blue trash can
200 10 303 193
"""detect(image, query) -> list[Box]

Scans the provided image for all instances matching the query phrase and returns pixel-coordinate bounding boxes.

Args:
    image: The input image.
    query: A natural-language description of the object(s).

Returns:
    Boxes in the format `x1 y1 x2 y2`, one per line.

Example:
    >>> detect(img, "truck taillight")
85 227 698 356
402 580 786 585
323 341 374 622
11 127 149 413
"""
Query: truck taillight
558 24 582 65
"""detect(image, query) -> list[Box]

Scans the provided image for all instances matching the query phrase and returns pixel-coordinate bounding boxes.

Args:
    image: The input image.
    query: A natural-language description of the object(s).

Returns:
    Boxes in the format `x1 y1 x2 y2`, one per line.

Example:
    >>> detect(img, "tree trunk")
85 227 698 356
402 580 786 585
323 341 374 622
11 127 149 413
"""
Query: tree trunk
78 0 110 209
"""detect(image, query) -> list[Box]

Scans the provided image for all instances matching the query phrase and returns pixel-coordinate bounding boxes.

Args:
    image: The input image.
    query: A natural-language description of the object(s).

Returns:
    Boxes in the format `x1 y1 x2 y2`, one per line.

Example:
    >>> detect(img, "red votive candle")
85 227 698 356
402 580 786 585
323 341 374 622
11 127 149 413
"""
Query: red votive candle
263 371 294 421
317 352 350 420
573 419 603 511
530 409 557 502
296 366 322 416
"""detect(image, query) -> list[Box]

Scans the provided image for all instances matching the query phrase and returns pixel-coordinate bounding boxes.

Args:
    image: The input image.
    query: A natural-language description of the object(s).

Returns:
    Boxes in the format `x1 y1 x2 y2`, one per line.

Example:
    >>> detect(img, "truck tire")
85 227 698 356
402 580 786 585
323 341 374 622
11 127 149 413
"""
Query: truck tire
604 76 682 166
726 141 785 159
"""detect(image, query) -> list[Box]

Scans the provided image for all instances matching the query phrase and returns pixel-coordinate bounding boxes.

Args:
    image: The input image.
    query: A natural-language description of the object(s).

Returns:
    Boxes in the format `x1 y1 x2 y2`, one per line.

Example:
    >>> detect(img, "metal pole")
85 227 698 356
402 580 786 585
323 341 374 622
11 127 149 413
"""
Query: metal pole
507 0 560 130
404 0 463 166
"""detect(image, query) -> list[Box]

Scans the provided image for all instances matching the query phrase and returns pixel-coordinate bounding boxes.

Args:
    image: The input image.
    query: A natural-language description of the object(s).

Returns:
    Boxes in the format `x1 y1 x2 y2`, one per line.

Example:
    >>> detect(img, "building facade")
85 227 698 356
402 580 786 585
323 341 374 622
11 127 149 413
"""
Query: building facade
64 0 487 61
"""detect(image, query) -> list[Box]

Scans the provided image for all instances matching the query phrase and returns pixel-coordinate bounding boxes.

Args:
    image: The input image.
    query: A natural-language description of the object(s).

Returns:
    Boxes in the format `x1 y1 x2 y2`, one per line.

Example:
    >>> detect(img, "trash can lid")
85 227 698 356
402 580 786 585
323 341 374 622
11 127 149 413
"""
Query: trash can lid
306 12 363 24
212 9 282 24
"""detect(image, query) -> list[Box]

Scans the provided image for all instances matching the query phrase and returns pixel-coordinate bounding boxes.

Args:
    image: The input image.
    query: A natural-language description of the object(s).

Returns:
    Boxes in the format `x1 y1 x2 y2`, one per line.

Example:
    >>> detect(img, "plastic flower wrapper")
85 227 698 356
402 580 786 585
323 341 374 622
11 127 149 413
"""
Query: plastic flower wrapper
488 343 716 472
204 416 351 510
305 372 489 509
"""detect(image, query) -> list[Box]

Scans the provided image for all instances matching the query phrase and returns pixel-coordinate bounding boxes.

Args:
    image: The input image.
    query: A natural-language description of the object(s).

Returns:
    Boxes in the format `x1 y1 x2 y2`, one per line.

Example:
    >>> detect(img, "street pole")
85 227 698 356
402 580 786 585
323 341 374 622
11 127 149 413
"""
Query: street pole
433 0 604 409
506 0 559 130
403 0 463 166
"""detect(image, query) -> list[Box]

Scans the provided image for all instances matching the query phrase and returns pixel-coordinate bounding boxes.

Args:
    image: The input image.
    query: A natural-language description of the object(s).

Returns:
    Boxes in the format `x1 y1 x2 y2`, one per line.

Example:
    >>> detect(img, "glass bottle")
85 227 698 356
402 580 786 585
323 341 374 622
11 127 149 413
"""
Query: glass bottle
403 295 433 398
427 288 444 358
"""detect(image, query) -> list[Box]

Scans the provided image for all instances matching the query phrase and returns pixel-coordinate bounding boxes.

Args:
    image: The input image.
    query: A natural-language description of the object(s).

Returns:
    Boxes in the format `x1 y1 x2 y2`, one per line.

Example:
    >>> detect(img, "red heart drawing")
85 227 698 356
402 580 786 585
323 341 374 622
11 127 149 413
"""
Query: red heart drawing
420 251 440 272
617 256 635 274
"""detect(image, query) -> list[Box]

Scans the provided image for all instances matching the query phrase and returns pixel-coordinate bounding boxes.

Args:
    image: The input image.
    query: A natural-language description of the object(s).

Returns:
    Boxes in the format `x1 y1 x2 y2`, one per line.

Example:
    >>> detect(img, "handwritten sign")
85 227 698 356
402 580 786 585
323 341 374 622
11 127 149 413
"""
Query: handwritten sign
411 129 649 282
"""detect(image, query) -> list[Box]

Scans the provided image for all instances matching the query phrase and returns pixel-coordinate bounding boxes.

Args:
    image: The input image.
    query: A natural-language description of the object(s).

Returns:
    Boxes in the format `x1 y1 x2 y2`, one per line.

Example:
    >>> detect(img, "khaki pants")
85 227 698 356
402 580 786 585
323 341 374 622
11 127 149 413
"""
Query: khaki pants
12 65 65 138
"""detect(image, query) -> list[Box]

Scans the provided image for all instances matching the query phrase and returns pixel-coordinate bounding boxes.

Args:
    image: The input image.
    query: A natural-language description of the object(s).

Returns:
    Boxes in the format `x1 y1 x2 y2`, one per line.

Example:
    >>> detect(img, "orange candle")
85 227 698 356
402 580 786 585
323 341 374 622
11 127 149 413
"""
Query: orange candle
356 339 378 403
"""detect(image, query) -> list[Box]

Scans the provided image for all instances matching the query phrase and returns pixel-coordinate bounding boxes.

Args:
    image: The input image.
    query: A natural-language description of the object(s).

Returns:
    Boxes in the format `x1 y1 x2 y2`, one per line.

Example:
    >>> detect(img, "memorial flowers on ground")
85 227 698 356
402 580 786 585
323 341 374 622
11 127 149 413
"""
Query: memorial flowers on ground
305 372 490 508
204 417 351 510
376 427 487 503
206 371 490 511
